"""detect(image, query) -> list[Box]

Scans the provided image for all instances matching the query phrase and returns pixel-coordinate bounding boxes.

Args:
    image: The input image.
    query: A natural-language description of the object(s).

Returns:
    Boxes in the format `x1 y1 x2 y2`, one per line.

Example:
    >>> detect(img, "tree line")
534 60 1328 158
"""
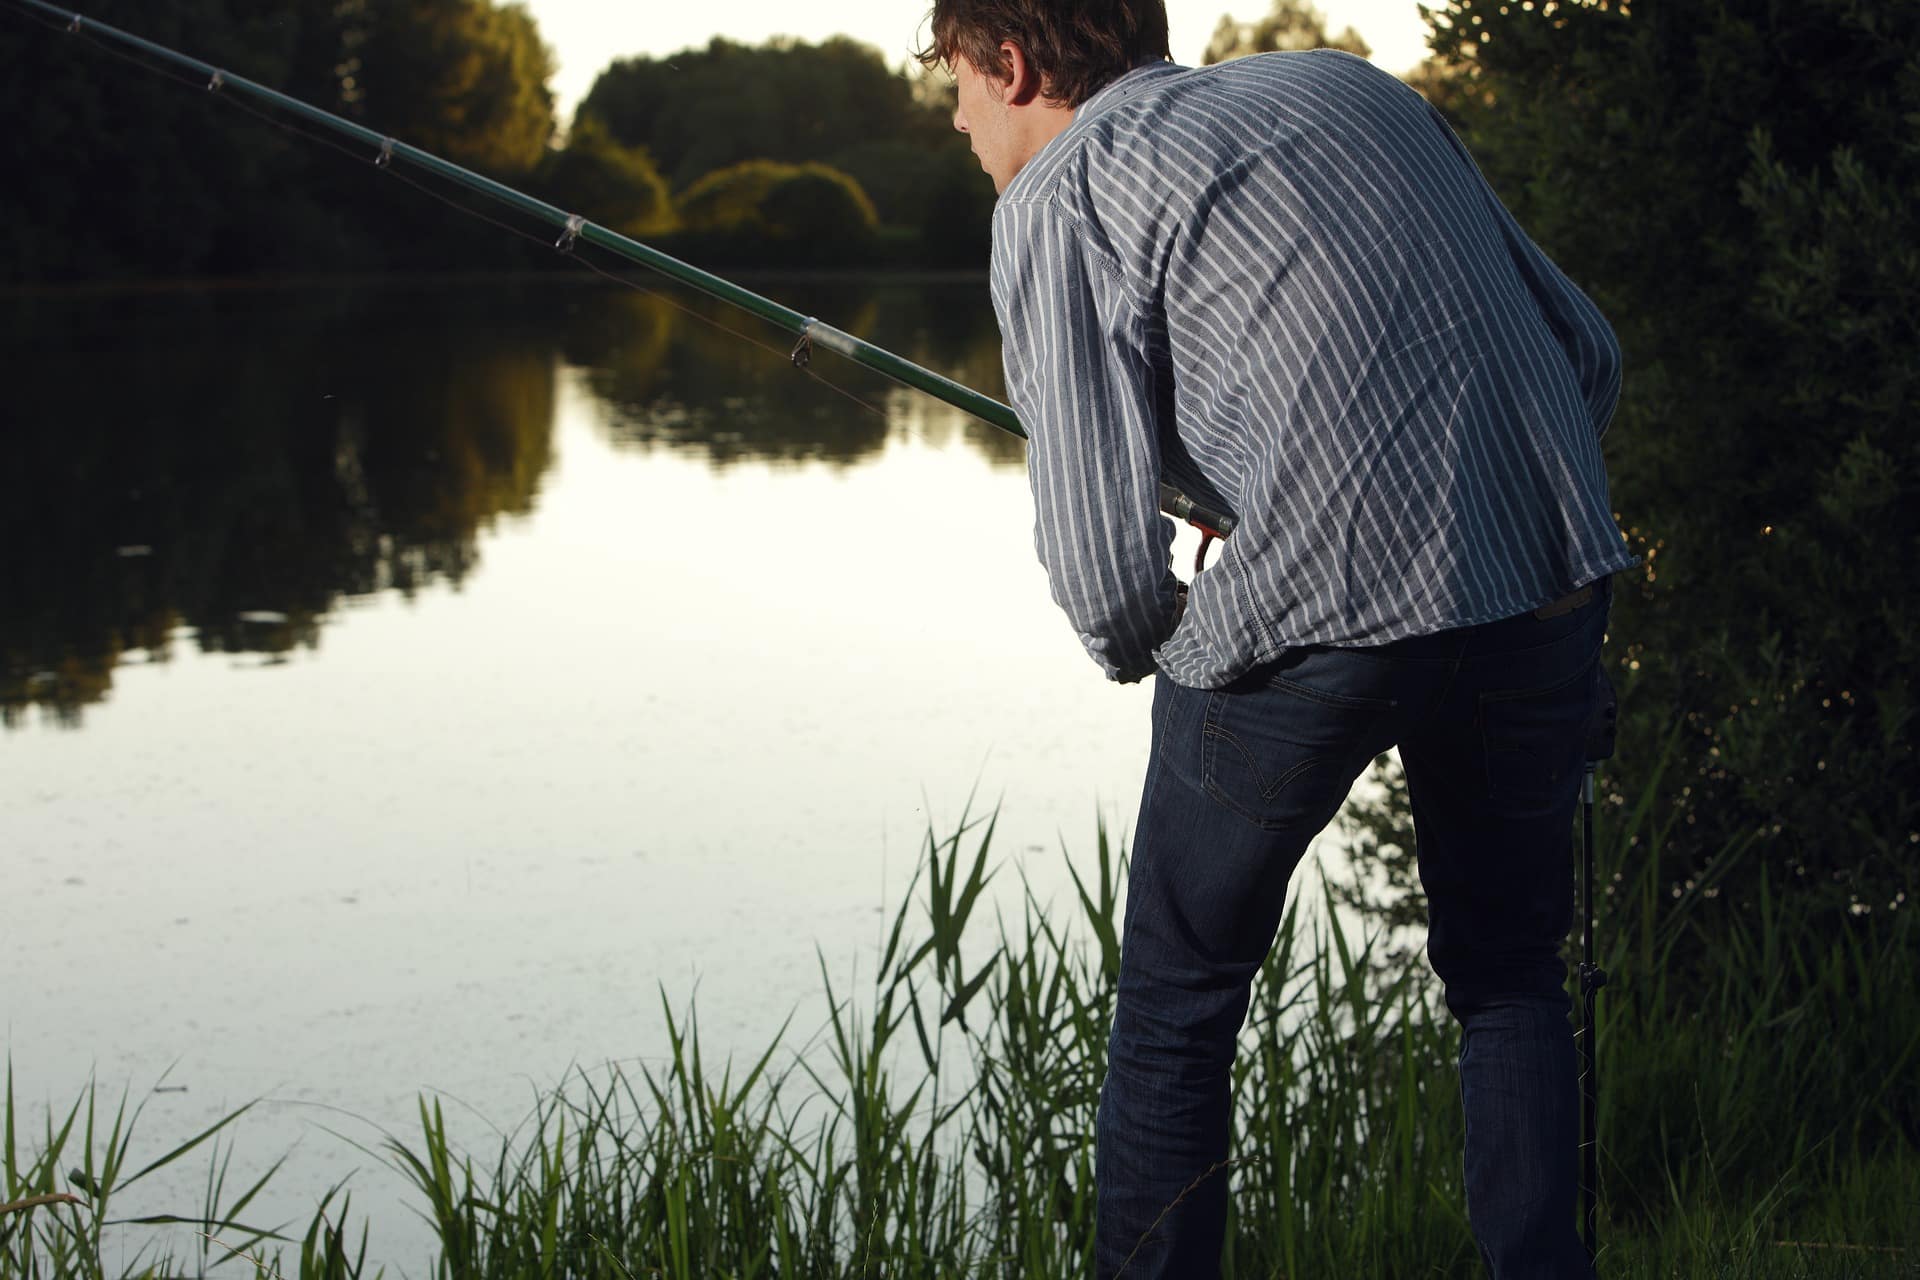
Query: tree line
0 0 995 280
0 0 1446 281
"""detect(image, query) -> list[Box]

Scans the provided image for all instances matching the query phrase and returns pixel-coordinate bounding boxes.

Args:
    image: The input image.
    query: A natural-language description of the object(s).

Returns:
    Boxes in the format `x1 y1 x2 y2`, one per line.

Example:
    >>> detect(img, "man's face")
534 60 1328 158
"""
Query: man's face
951 54 1017 194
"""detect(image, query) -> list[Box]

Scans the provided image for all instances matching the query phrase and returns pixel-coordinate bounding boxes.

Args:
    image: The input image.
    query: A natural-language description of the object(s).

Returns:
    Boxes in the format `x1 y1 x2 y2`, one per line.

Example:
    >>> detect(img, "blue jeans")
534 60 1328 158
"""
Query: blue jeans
1096 586 1607 1279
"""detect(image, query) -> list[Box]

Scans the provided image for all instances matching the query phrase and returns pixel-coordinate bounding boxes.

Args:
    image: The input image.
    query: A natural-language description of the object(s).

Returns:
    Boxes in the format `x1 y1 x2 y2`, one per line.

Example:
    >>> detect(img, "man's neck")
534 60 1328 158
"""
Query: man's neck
1005 100 1076 189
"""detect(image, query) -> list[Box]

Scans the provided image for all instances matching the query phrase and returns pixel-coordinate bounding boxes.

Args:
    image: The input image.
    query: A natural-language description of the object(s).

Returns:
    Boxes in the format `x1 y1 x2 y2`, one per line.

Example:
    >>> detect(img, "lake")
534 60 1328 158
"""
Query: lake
2 276 1365 1270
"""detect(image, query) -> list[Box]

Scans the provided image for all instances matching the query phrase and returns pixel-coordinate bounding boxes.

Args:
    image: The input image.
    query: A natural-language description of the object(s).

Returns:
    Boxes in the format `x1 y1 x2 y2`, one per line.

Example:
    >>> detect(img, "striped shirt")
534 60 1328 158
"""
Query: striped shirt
989 51 1635 686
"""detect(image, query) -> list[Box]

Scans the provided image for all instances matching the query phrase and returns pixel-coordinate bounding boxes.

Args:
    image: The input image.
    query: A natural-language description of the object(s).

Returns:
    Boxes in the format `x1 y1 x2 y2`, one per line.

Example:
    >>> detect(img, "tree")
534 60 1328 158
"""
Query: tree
351 0 555 178
1396 55 1487 127
578 37 946 193
1340 0 1920 934
0 0 344 279
1203 0 1370 64
0 0 562 279
538 117 674 238
675 160 880 267
576 37 993 264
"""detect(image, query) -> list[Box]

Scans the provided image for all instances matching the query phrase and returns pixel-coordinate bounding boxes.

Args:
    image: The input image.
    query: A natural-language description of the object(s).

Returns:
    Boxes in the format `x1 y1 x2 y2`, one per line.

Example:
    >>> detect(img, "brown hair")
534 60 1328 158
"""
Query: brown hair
918 0 1171 108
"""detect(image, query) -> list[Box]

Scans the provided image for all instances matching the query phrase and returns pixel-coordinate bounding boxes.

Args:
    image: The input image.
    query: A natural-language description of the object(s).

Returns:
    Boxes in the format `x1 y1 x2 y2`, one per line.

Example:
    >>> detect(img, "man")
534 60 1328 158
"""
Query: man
923 1 1633 1276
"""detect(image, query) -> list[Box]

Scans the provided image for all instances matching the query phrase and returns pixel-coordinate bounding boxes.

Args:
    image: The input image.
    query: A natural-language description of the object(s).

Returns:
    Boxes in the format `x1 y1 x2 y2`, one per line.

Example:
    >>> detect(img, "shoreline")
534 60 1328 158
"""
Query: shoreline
0 266 993 301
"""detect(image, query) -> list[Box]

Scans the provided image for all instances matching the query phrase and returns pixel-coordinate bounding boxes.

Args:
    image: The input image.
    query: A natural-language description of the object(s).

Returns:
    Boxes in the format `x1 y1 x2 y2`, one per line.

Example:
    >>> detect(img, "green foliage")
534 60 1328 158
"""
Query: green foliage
826 140 998 268
350 0 555 178
674 160 881 268
3 13 990 278
1203 0 1371 64
0 0 558 280
578 37 945 192
1397 56 1489 129
0 0 328 279
1332 0 1920 935
577 36 994 263
0 1065 289 1279
538 116 674 238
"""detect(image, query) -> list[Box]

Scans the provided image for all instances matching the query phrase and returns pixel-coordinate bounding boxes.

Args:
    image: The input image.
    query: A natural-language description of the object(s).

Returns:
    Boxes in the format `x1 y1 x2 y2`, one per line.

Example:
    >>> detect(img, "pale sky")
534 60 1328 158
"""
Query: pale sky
521 1 1433 121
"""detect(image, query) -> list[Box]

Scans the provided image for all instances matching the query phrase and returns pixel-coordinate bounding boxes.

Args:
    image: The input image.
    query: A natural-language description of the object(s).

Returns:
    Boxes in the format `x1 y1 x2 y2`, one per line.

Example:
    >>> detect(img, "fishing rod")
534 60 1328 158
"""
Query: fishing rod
10 0 1237 541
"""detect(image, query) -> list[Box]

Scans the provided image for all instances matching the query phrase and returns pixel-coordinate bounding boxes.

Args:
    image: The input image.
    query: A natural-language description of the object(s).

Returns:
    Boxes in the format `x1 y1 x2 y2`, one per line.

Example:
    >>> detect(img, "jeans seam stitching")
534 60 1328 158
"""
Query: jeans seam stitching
1265 673 1399 710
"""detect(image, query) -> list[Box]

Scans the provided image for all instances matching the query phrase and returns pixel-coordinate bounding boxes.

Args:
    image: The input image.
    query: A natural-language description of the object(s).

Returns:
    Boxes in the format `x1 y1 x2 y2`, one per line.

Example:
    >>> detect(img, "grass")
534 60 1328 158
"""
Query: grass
4 806 1916 1278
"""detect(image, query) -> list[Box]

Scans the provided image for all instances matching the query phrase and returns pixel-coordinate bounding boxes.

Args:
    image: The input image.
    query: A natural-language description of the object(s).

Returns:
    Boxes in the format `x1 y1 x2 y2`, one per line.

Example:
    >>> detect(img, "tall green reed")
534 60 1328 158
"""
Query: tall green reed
1580 722 1920 1256
8 799 1915 1278
352 810 1483 1278
1 1064 285 1279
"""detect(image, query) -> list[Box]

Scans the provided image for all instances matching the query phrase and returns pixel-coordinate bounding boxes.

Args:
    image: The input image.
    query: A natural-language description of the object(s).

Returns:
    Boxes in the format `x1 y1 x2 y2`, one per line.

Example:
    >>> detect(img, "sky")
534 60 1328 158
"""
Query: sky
520 1 1434 121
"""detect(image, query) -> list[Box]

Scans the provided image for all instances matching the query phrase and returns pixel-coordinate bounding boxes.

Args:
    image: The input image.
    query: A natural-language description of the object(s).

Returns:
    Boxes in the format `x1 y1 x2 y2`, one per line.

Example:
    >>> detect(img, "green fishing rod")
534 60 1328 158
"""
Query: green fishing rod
12 0 1236 540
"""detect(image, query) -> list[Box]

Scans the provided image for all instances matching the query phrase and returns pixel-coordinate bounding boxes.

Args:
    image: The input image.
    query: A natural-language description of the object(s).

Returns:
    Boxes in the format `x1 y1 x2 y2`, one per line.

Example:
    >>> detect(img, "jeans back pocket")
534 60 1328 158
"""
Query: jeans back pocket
1200 649 1397 832
1477 648 1599 818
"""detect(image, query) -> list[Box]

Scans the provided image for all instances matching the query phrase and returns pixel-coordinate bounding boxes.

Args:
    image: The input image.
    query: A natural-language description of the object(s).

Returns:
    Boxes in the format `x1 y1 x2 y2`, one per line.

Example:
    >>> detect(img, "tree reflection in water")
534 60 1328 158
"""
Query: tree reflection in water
1 283 558 726
0 275 1014 726
558 276 1017 467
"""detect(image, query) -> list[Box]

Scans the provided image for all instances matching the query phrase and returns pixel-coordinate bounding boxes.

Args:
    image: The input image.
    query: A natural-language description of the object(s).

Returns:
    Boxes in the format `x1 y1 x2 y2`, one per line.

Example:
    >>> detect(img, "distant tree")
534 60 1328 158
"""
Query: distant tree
352 0 555 178
577 37 952 192
0 0 562 279
575 37 994 264
893 71 999 264
1203 0 1370 64
675 160 879 266
913 149 1000 267
539 117 674 237
0 0 346 279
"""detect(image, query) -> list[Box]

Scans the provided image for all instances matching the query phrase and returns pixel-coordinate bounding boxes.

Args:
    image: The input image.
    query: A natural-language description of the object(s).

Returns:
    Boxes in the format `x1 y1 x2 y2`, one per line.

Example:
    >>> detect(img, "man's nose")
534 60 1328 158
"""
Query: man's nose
952 105 967 133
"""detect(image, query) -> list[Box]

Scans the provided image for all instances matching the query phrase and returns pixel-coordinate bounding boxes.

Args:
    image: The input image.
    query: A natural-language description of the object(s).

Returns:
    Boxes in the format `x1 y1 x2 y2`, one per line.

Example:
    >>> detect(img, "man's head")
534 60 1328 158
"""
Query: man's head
920 0 1171 192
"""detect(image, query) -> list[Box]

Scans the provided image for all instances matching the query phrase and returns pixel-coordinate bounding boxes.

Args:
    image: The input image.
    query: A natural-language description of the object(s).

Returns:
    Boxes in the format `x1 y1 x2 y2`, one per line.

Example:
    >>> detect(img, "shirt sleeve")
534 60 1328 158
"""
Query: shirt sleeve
991 198 1179 683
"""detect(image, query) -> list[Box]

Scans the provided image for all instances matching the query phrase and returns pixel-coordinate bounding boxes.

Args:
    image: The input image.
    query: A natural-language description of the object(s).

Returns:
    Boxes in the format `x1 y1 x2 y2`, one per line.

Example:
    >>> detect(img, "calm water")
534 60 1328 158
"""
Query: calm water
2 276 1366 1268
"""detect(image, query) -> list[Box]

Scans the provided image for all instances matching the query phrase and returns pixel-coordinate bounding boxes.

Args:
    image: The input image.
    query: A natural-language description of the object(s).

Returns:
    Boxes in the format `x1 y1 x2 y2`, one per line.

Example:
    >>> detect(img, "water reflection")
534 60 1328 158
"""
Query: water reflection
1 284 557 726
558 278 1016 466
560 289 898 464
1 276 1018 727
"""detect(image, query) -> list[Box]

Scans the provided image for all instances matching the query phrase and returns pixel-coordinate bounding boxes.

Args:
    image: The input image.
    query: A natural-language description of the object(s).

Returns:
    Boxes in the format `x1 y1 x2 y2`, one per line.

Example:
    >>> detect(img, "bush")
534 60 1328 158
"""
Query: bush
538 116 674 238
673 160 880 267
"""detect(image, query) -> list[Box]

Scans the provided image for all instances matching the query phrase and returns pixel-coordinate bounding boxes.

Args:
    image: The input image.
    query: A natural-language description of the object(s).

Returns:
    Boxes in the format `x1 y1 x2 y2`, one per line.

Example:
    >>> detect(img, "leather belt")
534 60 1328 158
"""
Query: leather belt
1533 583 1596 620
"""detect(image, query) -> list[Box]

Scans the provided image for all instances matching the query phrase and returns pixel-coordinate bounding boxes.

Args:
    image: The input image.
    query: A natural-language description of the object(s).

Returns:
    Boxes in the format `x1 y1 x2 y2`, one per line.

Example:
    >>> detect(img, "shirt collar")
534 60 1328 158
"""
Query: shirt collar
1075 59 1186 123
1004 61 1186 202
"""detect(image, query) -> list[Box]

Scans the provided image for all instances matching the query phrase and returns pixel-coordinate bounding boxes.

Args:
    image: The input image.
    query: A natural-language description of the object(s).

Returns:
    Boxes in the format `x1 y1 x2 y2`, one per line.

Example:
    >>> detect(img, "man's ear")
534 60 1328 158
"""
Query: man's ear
1000 39 1047 106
